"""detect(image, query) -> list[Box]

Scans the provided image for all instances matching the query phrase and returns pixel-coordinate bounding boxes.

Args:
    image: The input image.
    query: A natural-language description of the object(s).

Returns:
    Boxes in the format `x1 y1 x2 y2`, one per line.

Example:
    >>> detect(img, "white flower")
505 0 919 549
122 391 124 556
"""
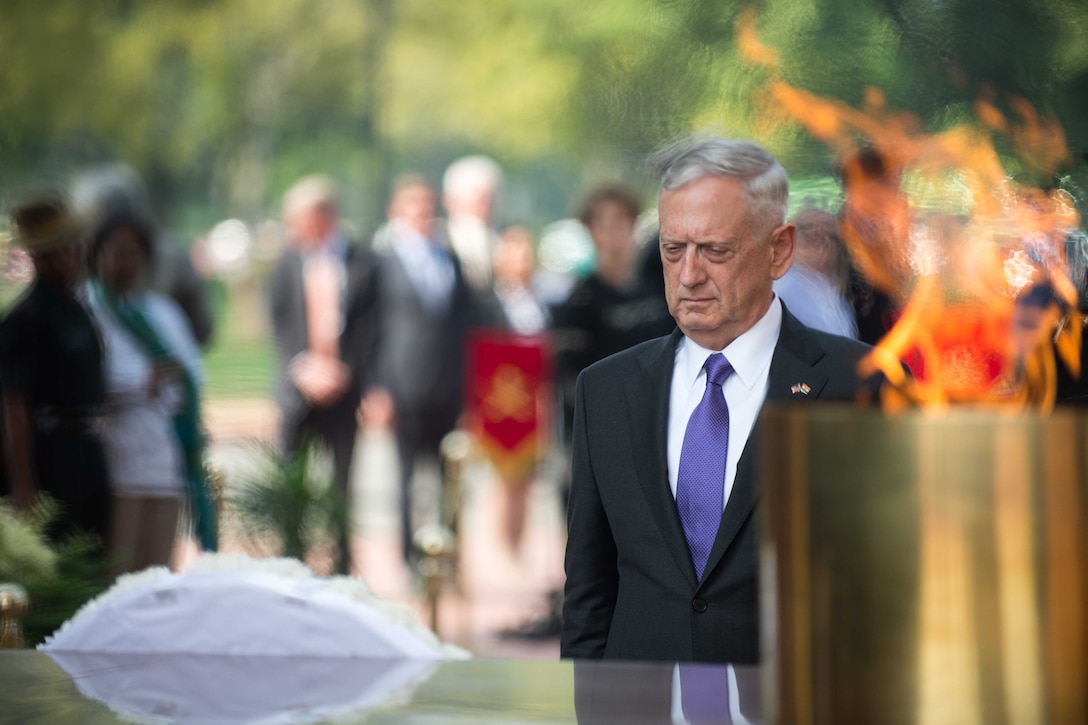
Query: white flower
442 643 472 660
38 567 172 649
41 552 471 660
322 574 444 649
324 575 375 603
186 552 313 579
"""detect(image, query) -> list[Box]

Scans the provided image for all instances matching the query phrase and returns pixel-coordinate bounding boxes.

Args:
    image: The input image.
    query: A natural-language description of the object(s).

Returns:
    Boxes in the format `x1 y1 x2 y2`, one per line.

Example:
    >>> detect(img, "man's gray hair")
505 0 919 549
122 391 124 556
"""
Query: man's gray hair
443 155 503 196
650 136 789 238
283 174 340 218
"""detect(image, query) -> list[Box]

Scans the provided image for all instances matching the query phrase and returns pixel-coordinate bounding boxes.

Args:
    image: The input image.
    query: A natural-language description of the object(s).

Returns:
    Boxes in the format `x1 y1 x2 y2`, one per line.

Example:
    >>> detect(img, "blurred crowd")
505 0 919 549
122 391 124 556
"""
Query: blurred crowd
0 169 218 582
0 157 679 587
3 154 1087 591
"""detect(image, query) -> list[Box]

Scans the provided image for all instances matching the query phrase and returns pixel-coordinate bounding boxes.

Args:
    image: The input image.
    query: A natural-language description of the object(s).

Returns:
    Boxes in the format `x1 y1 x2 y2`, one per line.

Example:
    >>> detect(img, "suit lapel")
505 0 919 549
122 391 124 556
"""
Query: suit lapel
382 249 427 318
699 307 829 588
764 308 830 405
342 243 366 314
287 250 307 341
624 330 699 588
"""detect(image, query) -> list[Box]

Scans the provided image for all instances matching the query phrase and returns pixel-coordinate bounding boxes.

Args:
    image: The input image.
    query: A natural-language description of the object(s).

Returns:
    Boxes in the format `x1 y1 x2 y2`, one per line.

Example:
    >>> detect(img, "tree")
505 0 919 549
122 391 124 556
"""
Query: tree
1 0 1086 227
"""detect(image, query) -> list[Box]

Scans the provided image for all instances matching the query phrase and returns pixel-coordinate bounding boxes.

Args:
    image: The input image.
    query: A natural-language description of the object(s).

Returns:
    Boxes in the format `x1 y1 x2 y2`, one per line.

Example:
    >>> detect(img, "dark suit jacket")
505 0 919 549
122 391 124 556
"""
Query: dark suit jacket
267 242 381 420
371 244 474 435
150 236 215 347
561 303 878 664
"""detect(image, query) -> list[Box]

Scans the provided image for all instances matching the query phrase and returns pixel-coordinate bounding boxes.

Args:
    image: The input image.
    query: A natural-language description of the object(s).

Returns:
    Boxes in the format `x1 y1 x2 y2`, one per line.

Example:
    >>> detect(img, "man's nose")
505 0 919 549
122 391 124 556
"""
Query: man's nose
678 247 705 286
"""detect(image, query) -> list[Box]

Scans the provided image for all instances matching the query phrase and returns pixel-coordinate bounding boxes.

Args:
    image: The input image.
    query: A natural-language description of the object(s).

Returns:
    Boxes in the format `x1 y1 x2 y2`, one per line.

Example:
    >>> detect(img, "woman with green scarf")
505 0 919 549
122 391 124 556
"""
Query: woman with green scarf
85 210 216 577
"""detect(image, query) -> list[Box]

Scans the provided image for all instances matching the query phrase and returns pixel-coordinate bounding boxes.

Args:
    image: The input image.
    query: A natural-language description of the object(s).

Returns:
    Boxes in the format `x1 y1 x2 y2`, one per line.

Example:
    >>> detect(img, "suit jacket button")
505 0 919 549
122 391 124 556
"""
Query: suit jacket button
692 598 708 613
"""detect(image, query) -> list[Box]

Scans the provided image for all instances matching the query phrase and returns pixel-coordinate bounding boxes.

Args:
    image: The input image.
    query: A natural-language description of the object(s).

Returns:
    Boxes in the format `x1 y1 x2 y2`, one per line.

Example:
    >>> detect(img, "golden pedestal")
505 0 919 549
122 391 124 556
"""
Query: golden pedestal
0 584 28 650
760 407 1088 725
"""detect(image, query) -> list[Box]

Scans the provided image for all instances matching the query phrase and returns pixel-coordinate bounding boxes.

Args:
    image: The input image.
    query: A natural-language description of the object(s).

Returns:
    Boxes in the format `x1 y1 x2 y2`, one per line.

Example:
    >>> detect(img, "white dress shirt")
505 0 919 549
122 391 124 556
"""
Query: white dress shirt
305 230 349 270
773 264 857 339
390 221 455 315
667 297 783 508
301 231 349 343
495 282 549 335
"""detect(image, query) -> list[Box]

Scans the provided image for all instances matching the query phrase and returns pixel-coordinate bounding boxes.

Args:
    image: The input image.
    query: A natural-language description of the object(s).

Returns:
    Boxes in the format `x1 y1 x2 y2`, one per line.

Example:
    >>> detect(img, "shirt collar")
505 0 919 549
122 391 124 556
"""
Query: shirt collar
390 219 441 249
329 229 352 256
309 228 348 258
677 295 783 391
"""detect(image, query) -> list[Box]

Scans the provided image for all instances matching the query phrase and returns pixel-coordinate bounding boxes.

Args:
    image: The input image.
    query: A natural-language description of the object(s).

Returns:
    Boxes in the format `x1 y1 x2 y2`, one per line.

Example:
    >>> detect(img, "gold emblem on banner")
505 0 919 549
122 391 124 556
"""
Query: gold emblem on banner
482 365 534 423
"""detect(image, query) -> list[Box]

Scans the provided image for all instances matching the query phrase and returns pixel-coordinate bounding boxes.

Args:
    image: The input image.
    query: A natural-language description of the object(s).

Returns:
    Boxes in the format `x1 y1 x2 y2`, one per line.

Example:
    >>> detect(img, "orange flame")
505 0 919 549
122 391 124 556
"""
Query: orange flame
739 16 1082 411
736 8 779 69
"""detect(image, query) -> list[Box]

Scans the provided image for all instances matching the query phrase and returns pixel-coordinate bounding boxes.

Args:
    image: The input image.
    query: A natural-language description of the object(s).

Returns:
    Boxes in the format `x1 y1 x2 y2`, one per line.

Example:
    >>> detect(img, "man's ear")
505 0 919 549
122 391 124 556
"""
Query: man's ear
769 223 796 281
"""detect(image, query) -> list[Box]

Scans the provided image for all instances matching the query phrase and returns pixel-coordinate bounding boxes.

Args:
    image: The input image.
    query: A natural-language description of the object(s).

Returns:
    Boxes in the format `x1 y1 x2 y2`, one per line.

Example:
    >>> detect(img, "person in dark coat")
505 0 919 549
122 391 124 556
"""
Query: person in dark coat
0 194 111 545
267 176 382 572
561 137 880 664
552 184 675 452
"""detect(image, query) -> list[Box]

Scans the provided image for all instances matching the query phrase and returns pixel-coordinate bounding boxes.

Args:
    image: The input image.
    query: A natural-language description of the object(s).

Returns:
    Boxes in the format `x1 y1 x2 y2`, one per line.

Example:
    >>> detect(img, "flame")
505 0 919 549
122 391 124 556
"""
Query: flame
736 7 779 69
738 16 1082 412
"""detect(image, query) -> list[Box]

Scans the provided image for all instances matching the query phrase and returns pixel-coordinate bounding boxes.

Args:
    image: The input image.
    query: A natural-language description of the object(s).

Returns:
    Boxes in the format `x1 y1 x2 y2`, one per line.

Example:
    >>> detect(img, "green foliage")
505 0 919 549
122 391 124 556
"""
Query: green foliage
789 176 845 216
0 496 109 647
0 498 59 582
228 440 351 574
385 0 579 159
19 535 109 648
1 0 1086 221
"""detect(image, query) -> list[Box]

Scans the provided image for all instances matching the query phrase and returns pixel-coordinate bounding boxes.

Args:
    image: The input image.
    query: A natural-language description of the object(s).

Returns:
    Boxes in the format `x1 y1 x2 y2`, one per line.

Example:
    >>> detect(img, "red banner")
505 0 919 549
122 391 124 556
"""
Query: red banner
467 331 552 481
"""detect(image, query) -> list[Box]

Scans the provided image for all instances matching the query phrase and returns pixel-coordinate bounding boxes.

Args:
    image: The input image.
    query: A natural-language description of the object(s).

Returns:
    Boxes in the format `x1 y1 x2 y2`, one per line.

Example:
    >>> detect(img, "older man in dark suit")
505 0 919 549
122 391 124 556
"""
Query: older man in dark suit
268 175 381 507
561 137 880 664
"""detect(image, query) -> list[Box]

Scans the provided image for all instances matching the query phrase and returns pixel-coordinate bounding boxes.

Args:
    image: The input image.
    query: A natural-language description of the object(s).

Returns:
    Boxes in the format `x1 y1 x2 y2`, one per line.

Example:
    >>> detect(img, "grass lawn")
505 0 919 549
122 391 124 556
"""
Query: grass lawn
202 279 276 400
203 333 276 399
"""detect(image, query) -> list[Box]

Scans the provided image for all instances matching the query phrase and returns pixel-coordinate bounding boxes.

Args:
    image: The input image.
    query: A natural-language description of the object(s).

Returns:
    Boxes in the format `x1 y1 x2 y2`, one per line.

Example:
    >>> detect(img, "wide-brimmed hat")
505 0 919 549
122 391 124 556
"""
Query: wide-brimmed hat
9 194 85 254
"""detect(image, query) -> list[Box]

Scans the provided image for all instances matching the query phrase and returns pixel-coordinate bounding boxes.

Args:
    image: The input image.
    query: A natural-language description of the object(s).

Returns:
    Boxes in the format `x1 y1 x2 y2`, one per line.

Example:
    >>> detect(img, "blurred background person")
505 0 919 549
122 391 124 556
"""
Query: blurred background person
364 174 473 565
522 183 673 639
267 175 382 572
838 147 904 346
552 183 675 459
84 210 210 575
773 205 858 338
71 163 216 348
489 225 551 337
0 194 111 545
442 155 503 296
1057 228 1088 405
479 225 551 560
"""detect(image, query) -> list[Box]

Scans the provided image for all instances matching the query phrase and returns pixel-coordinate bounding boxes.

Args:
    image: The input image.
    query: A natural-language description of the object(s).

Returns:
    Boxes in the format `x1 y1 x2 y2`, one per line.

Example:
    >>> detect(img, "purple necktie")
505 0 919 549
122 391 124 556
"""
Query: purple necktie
679 663 730 723
676 353 732 582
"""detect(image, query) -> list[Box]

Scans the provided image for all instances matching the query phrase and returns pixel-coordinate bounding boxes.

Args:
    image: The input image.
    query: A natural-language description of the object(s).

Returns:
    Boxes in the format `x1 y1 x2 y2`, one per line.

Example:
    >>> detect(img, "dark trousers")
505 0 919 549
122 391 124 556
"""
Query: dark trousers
35 430 111 547
281 399 357 573
394 407 458 563
281 401 358 496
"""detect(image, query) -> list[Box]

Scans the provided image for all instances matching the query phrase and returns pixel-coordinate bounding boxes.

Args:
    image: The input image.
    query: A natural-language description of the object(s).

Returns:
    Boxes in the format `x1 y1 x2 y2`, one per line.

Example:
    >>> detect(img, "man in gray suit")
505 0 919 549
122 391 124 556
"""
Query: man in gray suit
561 137 880 664
363 175 474 563
268 175 381 504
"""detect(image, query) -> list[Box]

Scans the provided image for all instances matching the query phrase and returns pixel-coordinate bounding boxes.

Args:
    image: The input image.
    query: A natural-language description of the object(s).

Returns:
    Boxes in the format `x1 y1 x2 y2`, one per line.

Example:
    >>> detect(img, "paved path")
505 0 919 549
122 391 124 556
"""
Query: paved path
194 398 565 660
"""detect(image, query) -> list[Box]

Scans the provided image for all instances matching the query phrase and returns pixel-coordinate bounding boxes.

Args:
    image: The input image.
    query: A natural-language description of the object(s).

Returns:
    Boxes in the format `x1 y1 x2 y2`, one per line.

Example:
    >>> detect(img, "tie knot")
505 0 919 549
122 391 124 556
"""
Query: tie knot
704 353 732 386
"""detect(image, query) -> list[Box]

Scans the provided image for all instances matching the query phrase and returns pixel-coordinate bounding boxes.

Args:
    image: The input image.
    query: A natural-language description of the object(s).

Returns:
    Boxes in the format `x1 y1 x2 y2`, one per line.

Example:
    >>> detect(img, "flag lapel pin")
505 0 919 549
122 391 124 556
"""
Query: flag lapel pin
790 382 811 395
